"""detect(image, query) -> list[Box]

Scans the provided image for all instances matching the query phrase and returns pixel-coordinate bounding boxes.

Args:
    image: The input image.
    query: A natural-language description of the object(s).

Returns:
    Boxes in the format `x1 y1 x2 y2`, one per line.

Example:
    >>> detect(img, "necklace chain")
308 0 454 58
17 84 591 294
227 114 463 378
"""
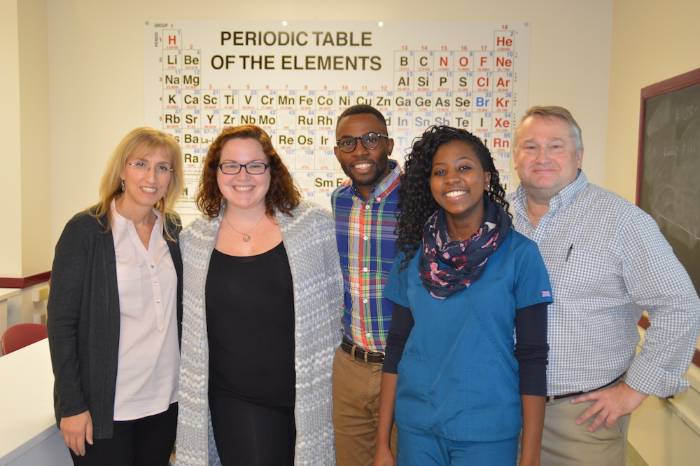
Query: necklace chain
223 212 266 242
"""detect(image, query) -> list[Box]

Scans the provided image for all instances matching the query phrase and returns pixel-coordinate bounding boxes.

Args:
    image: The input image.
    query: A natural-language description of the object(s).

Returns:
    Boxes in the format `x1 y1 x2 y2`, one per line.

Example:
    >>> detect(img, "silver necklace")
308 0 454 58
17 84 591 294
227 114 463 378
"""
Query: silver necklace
222 213 266 242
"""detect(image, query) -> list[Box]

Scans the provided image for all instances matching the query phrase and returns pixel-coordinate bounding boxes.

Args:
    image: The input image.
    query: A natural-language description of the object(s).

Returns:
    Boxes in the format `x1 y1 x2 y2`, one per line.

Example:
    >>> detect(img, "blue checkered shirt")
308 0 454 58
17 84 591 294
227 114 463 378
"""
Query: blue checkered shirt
510 172 700 397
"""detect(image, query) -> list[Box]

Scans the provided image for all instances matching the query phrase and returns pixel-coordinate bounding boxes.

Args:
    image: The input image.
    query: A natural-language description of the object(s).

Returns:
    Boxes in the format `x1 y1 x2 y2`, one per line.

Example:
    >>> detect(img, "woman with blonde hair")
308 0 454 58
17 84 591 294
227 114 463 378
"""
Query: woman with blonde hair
48 127 185 466
175 124 342 466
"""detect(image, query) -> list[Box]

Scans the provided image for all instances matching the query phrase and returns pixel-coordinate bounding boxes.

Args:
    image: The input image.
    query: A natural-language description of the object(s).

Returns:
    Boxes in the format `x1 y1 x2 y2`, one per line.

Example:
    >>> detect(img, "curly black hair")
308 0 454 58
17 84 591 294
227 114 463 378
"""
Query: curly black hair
396 125 511 268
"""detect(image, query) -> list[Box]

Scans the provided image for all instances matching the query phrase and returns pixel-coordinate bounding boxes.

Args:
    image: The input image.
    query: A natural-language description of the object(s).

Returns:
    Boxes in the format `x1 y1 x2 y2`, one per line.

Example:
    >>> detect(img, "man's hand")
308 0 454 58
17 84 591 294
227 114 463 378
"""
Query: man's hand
59 410 93 456
571 382 647 432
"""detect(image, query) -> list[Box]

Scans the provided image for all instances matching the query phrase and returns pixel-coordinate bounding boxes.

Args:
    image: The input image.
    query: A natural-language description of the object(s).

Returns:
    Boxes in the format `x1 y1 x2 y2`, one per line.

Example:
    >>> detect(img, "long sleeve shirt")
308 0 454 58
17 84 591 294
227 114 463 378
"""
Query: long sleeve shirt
331 161 401 352
511 172 700 397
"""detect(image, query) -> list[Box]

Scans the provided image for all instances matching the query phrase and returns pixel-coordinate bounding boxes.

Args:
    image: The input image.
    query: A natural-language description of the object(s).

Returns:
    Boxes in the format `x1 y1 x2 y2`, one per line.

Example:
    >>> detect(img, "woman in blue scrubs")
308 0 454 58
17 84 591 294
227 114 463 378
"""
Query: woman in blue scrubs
373 126 551 466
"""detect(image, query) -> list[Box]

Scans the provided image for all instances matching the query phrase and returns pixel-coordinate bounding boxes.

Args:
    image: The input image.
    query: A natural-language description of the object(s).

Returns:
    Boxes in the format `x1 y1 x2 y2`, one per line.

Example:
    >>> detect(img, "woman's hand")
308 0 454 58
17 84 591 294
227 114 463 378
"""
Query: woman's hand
372 444 395 466
519 394 545 466
59 410 93 456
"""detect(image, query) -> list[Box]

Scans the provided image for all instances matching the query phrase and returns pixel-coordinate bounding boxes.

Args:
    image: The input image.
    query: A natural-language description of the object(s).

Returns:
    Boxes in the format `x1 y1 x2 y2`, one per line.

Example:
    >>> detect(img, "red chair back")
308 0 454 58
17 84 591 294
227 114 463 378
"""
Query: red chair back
1 323 48 355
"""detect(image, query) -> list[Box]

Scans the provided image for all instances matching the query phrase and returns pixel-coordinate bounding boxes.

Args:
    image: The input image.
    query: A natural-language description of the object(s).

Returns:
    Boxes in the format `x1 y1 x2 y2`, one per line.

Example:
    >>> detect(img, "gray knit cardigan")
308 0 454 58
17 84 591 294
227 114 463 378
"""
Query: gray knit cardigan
175 201 342 465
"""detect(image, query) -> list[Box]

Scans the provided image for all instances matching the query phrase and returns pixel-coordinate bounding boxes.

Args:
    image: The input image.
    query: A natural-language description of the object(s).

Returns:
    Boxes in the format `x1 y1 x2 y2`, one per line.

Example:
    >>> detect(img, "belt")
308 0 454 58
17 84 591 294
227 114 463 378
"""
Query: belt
546 376 622 403
340 338 384 364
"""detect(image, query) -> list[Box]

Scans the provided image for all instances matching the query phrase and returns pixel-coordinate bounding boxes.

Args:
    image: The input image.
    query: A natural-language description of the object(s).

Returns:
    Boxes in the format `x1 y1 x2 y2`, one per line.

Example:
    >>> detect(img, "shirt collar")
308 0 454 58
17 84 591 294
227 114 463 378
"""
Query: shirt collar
351 159 401 201
513 171 589 219
111 198 163 234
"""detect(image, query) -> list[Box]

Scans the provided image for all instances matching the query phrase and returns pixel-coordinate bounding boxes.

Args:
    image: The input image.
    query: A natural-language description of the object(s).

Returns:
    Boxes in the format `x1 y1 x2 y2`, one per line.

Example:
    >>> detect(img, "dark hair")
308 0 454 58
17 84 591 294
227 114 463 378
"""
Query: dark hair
336 104 387 129
196 125 301 218
396 125 511 268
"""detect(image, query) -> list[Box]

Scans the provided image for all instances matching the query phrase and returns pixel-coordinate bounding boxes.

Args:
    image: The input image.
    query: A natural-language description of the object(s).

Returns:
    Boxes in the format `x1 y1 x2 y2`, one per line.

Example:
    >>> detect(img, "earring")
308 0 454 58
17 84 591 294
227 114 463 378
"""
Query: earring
120 179 125 192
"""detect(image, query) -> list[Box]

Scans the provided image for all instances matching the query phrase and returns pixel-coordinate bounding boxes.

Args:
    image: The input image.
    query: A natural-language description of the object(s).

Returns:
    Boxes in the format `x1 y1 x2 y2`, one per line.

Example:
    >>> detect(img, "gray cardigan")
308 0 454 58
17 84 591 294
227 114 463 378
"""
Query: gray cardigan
175 201 342 466
47 210 183 439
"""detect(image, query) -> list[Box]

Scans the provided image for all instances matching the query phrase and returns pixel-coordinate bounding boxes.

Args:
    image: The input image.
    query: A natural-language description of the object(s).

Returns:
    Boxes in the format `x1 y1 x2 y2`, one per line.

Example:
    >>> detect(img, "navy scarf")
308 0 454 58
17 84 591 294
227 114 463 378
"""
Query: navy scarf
419 195 511 299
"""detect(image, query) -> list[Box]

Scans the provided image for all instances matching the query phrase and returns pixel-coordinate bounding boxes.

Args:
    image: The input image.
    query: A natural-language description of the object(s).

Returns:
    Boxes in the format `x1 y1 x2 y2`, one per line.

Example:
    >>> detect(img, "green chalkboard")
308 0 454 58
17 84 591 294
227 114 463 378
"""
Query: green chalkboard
637 68 700 296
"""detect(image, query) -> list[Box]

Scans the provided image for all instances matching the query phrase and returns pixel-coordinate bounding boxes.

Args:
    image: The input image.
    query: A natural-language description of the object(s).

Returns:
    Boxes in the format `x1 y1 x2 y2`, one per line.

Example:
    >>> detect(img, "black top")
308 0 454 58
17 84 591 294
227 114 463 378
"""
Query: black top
47 209 183 439
384 302 549 396
206 242 296 407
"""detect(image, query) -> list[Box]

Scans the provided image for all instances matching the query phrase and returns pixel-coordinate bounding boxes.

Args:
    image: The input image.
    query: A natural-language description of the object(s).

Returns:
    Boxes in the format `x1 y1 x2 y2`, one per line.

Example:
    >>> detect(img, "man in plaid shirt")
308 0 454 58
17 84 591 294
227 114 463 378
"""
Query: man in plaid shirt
331 104 401 465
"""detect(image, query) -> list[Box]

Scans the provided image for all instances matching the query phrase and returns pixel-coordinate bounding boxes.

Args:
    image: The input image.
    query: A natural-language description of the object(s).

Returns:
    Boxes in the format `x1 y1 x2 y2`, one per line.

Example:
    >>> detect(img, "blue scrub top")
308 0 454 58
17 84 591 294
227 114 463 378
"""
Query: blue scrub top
384 229 552 442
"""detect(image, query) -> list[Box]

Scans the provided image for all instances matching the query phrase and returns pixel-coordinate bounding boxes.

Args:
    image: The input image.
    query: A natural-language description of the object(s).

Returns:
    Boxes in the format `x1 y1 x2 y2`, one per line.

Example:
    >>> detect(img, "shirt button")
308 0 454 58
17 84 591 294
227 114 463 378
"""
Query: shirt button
362 298 368 304
150 264 155 269
156 300 161 304
376 197 381 202
362 267 368 272
365 332 372 338
363 235 368 241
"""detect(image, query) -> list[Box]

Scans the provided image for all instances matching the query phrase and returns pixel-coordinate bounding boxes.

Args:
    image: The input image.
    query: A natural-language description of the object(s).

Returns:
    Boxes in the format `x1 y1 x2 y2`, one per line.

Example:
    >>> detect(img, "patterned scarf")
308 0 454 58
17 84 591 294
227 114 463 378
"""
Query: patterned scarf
419 195 511 299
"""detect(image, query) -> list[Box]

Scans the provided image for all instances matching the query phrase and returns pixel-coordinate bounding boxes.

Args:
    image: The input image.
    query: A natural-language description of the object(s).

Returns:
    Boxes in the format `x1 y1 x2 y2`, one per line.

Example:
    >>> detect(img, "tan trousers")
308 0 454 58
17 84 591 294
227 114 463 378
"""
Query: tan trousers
541 396 630 466
332 346 397 466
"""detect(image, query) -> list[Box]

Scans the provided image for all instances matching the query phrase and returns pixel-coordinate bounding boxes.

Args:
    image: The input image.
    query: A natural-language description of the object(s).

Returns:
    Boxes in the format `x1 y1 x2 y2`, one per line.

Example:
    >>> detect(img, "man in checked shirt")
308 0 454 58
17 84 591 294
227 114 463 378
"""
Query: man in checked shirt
511 105 700 466
331 104 400 465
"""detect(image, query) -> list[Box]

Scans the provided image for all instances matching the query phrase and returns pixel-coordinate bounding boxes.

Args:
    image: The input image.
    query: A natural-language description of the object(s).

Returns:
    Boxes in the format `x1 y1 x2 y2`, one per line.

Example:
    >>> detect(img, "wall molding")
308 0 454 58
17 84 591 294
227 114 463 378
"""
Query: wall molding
0 271 51 289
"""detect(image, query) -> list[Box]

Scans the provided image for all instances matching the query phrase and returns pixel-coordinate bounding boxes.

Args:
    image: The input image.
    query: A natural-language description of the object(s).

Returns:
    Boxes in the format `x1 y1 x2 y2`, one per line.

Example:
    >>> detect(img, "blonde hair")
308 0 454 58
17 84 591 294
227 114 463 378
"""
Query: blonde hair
516 105 584 153
92 127 184 239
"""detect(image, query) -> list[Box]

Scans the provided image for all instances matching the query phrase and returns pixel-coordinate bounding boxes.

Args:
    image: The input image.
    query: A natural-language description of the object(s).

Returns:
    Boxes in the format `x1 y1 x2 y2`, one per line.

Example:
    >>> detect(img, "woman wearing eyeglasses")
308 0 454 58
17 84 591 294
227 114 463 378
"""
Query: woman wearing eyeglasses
175 125 343 466
47 128 184 466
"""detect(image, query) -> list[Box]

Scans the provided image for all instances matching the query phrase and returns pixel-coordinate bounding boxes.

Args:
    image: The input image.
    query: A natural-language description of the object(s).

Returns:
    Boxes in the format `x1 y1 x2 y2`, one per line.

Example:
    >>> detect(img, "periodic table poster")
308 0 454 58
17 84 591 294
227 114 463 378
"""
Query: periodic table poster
144 21 529 222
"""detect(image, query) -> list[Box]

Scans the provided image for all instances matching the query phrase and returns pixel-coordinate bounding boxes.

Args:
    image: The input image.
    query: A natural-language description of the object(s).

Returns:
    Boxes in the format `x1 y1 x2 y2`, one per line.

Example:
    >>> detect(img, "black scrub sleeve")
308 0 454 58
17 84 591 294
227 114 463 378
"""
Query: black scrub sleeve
382 304 414 374
515 302 549 396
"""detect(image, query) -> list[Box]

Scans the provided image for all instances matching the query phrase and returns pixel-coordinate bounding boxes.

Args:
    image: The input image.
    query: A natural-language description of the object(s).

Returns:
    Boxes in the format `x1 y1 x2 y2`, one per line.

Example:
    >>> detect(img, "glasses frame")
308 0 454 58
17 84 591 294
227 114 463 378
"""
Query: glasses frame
126 160 174 175
218 161 271 175
335 132 389 153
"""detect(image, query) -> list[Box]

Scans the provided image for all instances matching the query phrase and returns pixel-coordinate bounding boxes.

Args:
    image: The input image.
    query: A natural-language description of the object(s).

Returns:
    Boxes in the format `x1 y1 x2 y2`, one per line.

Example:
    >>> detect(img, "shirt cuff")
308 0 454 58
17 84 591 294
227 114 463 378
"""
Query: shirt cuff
625 358 690 398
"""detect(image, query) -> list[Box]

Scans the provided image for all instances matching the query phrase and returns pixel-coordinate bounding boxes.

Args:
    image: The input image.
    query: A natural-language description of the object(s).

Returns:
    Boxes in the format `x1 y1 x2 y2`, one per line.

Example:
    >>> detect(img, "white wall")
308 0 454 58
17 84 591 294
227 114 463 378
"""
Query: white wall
19 0 51 277
46 0 614 244
0 0 51 279
0 0 23 278
606 0 700 201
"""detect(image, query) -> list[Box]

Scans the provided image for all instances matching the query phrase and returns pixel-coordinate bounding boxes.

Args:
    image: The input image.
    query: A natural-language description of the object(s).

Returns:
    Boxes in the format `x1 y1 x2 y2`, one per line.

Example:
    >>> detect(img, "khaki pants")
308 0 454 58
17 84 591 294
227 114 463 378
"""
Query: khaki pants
541 396 630 466
332 346 397 466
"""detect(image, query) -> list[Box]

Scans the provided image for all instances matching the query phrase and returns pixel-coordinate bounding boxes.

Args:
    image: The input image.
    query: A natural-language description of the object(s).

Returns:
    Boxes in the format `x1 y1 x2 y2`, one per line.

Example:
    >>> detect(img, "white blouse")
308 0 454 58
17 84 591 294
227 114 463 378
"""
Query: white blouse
111 202 179 421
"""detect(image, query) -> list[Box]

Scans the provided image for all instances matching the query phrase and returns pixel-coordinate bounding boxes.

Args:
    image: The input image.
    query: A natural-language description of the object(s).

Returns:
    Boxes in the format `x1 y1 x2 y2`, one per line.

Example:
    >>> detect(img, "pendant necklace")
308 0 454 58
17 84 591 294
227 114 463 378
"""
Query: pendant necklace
223 212 266 242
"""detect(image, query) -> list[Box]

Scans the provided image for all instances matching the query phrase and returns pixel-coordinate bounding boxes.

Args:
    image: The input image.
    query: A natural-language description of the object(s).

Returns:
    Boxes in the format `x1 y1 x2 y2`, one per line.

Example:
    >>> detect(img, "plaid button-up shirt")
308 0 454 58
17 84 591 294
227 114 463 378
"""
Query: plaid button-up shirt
331 161 401 353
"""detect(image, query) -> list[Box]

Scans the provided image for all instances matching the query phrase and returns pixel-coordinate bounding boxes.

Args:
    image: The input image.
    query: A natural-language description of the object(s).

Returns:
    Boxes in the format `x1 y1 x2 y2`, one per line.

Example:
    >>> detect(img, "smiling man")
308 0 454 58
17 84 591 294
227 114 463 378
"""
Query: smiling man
331 105 400 465
510 105 700 466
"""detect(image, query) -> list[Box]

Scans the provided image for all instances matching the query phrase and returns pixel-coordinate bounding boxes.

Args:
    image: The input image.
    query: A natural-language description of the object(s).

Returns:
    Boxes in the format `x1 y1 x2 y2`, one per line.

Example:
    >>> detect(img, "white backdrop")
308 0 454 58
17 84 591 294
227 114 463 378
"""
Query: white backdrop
144 21 529 221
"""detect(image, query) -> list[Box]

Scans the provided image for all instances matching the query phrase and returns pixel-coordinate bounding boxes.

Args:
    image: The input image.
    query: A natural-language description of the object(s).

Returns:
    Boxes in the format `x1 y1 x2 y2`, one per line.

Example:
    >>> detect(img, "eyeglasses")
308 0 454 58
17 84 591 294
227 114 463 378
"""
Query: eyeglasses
336 132 389 153
218 161 270 175
126 160 173 176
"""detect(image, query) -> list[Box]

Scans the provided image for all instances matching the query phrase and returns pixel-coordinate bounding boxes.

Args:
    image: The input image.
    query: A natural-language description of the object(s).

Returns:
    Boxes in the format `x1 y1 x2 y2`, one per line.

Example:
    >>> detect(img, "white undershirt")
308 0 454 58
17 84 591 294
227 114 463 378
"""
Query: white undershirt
111 201 179 420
